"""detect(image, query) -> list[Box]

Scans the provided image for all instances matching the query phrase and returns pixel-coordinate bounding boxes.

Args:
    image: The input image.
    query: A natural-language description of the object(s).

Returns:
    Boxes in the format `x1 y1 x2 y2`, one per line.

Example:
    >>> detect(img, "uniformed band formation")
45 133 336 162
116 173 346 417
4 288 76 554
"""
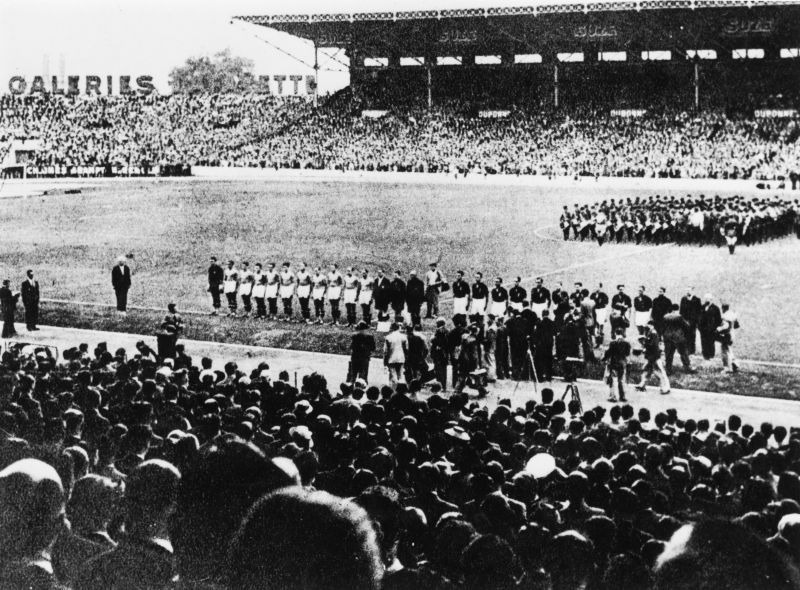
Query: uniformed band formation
559 194 800 252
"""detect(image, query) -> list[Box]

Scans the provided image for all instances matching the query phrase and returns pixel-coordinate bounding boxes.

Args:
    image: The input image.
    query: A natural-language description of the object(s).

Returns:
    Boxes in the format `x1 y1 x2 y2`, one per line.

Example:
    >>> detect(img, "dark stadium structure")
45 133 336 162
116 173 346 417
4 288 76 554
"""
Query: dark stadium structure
236 0 800 111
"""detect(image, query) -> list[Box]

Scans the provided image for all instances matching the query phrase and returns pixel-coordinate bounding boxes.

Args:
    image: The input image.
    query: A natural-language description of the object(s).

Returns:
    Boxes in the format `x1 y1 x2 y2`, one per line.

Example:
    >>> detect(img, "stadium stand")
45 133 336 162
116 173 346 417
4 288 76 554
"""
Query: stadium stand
1 92 799 180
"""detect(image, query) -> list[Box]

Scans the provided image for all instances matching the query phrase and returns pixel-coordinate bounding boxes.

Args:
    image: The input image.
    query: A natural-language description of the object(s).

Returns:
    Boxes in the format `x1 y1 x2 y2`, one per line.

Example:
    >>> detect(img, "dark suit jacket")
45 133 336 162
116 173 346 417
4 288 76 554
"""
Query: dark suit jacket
373 277 391 308
111 264 131 291
699 303 722 333
350 331 376 360
21 280 39 308
406 277 426 307
680 295 702 324
389 278 406 308
0 286 18 315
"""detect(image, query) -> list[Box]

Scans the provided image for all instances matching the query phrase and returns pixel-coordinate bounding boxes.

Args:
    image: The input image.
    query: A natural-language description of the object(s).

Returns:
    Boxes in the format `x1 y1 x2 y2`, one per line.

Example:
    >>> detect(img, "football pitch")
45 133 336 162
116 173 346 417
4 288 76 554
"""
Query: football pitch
1 176 799 368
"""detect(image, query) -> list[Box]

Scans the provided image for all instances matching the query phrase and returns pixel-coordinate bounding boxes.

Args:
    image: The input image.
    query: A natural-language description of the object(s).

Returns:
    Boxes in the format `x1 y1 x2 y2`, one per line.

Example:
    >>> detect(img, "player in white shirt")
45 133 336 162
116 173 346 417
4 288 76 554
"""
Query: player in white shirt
252 264 267 319
343 268 361 327
223 260 239 316
265 263 279 318
279 262 296 321
359 269 375 324
312 267 328 324
296 262 313 323
327 264 344 325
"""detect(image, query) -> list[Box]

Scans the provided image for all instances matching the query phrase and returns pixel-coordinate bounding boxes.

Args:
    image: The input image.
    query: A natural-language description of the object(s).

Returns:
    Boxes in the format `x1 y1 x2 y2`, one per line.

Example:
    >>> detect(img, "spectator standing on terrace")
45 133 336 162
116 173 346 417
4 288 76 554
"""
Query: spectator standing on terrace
207 256 223 315
21 269 40 331
111 257 131 315
0 279 19 338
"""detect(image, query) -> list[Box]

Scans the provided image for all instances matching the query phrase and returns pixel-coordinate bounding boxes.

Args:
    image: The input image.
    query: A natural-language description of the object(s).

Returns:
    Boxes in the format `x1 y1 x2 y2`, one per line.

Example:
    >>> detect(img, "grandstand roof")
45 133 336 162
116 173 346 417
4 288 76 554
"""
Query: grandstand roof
235 0 800 56
235 0 800 26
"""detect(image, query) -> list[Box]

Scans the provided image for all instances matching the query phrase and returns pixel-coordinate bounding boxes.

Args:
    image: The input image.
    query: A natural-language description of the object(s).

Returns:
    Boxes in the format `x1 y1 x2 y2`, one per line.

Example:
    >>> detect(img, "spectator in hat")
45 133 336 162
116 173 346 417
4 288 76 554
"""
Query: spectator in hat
76 459 181 590
227 487 383 590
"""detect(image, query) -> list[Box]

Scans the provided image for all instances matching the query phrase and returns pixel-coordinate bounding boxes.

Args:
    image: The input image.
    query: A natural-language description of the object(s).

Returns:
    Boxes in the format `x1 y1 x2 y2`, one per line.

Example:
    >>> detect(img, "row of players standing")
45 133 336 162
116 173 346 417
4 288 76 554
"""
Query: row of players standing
449 275 739 367
207 257 446 327
206 256 736 368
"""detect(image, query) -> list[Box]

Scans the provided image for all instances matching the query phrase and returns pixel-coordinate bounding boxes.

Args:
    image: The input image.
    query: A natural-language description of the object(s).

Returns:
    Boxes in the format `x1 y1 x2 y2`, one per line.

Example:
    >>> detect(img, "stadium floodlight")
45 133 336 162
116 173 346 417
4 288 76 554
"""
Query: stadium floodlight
352 12 394 21
557 52 585 62
515 53 543 63
400 57 425 66
486 6 537 15
599 51 627 61
441 8 486 18
780 48 800 58
476 55 503 65
641 50 672 61
732 48 764 59
363 57 389 67
437 56 463 65
686 49 717 60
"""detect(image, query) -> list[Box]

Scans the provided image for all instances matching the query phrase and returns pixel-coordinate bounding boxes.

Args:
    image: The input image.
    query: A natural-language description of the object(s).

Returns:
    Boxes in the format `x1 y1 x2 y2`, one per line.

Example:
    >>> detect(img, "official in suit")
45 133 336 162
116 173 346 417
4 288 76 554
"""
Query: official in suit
662 304 693 374
207 256 224 315
699 293 722 360
350 322 376 382
430 319 451 390
111 258 132 314
1 279 19 338
679 287 702 355
383 323 408 386
21 269 40 331
406 270 426 328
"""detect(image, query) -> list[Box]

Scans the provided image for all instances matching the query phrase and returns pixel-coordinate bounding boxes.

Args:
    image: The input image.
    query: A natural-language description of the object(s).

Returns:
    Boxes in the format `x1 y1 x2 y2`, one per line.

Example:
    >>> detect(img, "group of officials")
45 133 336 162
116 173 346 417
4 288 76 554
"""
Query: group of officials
345 274 740 402
0 270 41 338
207 257 446 327
560 194 800 253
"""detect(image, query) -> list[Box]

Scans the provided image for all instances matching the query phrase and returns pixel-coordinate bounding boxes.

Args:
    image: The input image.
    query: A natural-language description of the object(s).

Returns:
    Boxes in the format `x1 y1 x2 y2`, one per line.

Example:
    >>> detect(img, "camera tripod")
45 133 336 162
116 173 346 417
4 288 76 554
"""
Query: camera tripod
561 380 583 414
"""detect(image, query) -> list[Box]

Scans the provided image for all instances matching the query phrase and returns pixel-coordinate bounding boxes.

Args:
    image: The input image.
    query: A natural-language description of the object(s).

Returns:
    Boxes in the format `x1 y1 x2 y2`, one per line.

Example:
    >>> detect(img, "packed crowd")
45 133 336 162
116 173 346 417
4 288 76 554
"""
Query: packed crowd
559 194 800 249
1 330 800 590
0 93 311 174
2 92 800 181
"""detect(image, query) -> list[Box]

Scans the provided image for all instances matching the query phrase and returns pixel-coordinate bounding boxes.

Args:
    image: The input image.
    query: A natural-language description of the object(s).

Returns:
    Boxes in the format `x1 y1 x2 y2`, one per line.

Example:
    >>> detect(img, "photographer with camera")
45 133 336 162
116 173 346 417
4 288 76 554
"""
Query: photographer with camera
635 321 670 395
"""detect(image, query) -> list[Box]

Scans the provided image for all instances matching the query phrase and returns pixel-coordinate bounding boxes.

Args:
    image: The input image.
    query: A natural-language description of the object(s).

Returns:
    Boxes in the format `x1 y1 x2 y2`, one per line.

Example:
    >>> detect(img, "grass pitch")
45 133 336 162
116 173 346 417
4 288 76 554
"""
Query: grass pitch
1 177 799 397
